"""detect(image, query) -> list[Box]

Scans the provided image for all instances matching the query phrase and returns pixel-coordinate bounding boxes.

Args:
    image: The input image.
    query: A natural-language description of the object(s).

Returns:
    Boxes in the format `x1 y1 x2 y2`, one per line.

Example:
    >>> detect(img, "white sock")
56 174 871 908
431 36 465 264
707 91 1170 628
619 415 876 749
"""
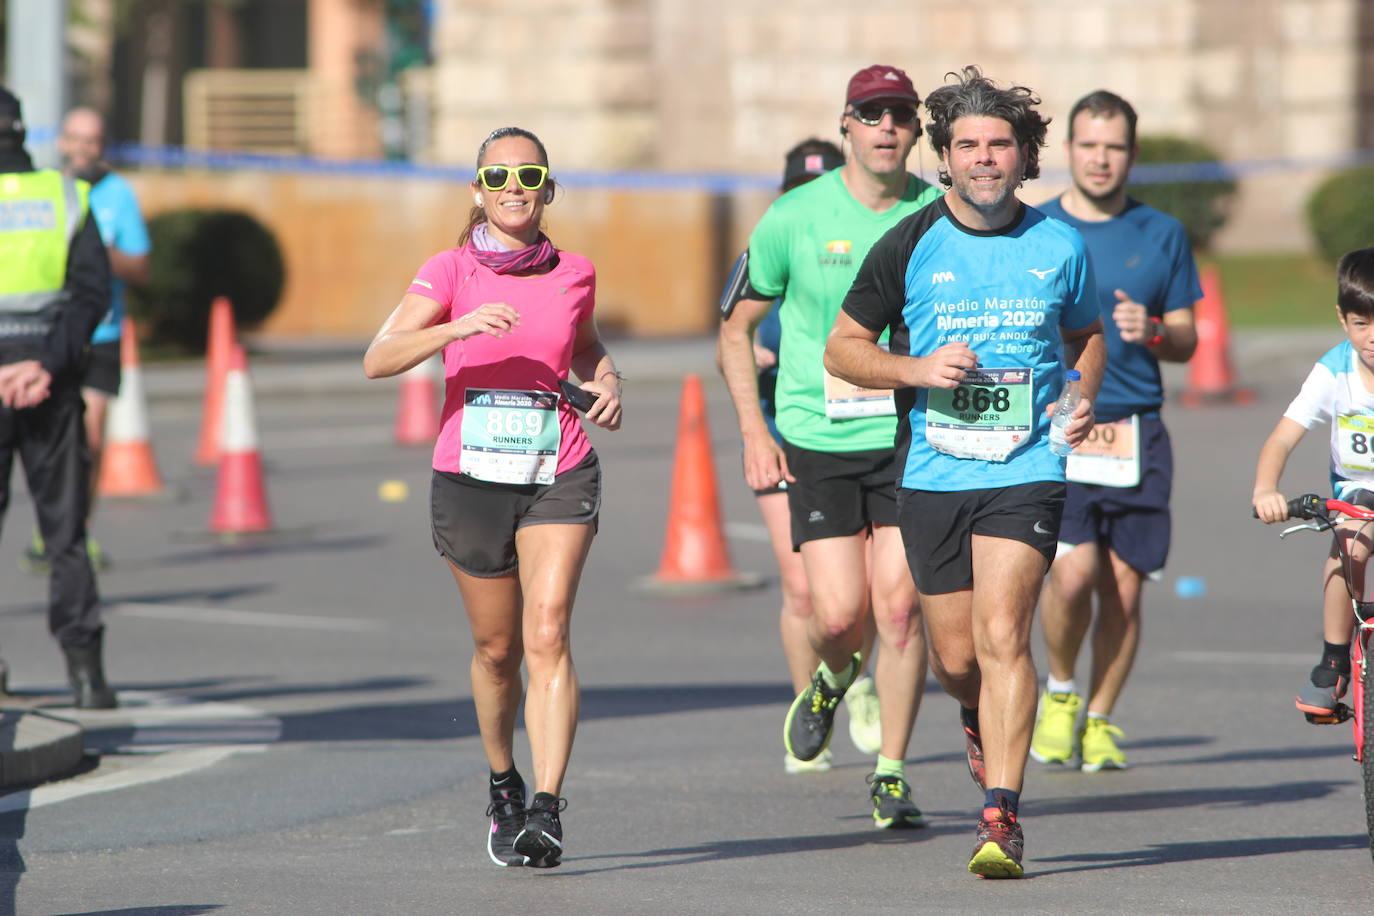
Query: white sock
1046 675 1076 695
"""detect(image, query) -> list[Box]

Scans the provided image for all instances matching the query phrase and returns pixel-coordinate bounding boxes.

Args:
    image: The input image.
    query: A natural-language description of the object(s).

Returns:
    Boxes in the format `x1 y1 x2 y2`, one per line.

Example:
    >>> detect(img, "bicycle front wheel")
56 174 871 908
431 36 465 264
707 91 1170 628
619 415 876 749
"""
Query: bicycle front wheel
1361 628 1374 865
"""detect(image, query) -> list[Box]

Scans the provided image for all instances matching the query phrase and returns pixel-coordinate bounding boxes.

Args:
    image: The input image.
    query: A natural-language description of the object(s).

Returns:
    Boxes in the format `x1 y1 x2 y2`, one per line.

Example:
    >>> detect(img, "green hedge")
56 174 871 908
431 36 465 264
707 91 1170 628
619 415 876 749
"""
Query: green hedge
127 209 286 353
1306 166 1374 264
1129 135 1237 251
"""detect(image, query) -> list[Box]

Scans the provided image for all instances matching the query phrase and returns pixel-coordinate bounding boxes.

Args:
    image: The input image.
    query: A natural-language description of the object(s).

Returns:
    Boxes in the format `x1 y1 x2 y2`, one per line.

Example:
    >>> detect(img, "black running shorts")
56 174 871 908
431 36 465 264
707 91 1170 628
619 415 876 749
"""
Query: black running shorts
897 481 1066 595
82 340 121 397
782 441 899 549
431 450 600 577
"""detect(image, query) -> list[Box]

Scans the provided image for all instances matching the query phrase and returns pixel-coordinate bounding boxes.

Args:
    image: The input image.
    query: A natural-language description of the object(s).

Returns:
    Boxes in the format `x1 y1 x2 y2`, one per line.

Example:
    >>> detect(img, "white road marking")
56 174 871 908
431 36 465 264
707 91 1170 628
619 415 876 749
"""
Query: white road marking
0 690 281 812
724 522 770 542
109 601 383 632
1172 650 1312 665
261 426 391 450
0 746 264 813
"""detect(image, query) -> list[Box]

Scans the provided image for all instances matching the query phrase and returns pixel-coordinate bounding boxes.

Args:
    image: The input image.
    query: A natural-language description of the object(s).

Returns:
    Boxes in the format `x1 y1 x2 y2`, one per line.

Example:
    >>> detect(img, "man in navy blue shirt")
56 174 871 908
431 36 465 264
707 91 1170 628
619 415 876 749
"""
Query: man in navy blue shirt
1030 91 1200 774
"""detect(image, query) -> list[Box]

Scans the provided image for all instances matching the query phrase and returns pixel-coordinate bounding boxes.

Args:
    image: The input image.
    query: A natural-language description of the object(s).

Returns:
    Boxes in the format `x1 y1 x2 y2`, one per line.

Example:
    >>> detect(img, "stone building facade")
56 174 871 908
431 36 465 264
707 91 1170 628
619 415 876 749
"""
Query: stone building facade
428 0 1373 252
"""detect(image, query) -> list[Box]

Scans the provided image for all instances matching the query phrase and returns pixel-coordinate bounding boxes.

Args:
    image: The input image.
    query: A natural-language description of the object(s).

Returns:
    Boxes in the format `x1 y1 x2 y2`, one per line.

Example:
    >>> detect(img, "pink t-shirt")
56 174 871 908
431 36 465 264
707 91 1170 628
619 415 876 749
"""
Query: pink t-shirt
407 245 596 477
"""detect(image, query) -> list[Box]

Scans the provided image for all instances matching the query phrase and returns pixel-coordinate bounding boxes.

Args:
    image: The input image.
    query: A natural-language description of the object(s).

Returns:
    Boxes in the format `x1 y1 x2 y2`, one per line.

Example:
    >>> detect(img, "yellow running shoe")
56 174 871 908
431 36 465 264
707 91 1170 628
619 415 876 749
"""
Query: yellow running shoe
1029 691 1081 764
844 675 882 756
1079 717 1127 772
783 747 833 774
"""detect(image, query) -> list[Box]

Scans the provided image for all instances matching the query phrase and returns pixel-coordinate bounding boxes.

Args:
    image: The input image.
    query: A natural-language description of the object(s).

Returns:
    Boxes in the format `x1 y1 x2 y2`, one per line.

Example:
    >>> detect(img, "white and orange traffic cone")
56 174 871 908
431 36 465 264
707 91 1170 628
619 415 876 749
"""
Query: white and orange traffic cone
210 344 272 534
395 355 440 445
195 296 237 466
638 374 762 593
97 317 169 498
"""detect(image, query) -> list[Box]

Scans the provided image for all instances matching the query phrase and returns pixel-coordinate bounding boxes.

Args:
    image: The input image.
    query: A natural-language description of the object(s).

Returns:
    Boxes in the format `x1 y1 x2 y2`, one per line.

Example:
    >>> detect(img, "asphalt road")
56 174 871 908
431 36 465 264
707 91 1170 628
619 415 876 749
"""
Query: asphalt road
0 334 1370 915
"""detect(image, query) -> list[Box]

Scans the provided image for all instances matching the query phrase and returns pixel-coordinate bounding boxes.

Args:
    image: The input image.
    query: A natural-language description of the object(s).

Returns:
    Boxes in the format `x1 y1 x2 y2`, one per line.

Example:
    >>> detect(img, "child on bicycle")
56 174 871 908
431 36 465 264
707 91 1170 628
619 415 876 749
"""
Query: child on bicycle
1252 246 1374 718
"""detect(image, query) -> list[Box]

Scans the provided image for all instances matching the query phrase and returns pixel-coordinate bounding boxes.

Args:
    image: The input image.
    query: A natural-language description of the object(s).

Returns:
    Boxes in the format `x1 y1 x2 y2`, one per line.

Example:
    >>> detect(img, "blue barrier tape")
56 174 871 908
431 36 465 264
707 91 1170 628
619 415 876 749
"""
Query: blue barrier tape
105 141 1374 192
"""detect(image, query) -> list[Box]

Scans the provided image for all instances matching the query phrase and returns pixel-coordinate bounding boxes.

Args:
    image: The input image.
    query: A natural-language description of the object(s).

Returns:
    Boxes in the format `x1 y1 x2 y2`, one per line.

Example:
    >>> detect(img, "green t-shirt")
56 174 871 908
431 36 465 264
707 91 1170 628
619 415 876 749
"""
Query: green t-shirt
747 169 941 452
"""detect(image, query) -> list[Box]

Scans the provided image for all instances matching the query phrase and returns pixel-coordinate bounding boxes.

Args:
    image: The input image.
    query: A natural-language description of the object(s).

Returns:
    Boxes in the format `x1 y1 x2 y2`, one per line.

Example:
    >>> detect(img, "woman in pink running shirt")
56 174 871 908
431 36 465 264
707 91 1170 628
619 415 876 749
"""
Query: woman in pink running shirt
364 127 622 869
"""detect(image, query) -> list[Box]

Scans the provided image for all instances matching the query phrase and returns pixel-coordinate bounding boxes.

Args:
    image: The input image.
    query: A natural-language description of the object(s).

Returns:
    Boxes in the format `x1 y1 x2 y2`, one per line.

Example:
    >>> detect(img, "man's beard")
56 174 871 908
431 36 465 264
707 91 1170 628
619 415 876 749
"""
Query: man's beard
1075 174 1126 203
72 161 109 184
955 175 1015 217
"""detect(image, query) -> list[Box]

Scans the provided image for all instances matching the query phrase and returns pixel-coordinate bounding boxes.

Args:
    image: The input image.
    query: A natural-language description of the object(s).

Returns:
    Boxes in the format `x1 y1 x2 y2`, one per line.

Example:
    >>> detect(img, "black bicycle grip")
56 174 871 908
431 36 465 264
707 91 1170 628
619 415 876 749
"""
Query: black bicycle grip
1287 494 1324 519
1251 493 1323 519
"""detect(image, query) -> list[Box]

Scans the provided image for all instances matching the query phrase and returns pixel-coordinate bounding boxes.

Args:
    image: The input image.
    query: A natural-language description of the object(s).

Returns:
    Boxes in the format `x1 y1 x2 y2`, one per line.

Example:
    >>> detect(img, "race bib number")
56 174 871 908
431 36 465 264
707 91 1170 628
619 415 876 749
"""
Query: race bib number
1066 416 1140 487
459 388 561 485
925 367 1033 462
1337 414 1374 473
823 366 896 420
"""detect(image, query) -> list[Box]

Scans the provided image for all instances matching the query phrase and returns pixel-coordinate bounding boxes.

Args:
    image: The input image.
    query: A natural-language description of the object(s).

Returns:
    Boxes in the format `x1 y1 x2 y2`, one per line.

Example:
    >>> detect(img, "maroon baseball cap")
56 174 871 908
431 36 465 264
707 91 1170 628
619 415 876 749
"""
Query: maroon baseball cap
845 65 920 106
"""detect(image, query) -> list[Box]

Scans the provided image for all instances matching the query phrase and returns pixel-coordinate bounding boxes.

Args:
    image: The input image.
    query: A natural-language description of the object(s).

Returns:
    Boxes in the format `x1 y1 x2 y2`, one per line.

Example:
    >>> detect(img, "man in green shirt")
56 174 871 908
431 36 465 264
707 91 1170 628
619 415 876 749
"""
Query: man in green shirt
718 64 941 828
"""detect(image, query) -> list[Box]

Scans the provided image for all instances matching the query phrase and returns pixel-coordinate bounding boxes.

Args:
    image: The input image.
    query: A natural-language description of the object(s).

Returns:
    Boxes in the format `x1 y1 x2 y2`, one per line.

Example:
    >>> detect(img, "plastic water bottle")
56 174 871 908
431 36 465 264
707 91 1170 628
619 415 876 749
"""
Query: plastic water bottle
1047 369 1081 457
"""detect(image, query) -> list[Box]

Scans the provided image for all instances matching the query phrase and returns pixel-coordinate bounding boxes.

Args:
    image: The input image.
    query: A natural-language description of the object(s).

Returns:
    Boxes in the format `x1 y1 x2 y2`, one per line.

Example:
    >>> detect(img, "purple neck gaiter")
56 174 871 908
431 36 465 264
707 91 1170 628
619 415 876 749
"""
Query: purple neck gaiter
469 222 557 275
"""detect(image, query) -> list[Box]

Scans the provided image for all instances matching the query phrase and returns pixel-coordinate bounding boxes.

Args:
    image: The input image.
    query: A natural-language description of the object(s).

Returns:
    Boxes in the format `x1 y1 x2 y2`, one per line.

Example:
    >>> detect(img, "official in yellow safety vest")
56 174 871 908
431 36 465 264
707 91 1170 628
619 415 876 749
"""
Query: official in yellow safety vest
0 85 115 708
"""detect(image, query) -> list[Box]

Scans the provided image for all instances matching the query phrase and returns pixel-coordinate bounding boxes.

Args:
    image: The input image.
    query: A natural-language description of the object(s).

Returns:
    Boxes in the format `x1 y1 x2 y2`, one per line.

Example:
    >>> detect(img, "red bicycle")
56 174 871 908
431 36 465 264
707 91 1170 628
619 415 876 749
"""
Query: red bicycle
1264 494 1374 862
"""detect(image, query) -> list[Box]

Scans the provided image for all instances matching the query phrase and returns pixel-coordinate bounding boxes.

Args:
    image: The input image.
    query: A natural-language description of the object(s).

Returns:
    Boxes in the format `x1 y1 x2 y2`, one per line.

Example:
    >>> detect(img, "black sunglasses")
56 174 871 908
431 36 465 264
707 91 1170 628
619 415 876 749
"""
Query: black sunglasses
848 103 919 127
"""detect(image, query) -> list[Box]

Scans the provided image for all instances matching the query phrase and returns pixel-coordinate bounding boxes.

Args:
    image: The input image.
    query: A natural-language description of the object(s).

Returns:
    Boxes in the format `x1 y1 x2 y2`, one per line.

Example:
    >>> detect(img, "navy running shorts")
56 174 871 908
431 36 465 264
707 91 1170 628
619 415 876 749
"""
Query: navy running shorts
782 440 899 549
431 450 600 578
897 481 1066 595
1058 415 1172 576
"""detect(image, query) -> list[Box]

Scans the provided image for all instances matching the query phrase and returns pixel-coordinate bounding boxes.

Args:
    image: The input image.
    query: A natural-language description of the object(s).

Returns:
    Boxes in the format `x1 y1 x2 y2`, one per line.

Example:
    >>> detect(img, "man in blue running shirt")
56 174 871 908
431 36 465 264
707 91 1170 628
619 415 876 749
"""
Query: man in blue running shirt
53 107 151 570
825 66 1106 877
1030 92 1200 775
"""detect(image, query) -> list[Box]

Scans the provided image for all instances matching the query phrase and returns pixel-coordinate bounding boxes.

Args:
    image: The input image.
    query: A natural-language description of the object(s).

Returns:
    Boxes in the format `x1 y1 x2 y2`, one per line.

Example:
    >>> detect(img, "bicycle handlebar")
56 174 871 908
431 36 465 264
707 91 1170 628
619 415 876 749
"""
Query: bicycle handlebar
1252 493 1374 521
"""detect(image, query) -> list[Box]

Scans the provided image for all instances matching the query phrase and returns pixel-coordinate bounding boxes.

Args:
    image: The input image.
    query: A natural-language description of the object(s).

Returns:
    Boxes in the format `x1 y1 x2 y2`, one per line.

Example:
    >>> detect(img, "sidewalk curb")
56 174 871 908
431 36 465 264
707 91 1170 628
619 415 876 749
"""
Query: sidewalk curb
0 708 85 788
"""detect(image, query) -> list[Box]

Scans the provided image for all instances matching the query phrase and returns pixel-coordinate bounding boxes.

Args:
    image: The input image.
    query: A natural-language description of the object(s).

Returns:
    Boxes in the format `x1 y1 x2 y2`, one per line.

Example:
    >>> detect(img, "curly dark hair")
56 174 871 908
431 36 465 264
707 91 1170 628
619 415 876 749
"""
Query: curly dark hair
924 66 1049 188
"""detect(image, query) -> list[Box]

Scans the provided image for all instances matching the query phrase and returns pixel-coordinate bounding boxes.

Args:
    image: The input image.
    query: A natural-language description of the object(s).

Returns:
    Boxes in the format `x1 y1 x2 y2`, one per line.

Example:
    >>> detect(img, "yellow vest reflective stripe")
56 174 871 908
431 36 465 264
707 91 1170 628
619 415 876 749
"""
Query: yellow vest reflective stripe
0 170 90 322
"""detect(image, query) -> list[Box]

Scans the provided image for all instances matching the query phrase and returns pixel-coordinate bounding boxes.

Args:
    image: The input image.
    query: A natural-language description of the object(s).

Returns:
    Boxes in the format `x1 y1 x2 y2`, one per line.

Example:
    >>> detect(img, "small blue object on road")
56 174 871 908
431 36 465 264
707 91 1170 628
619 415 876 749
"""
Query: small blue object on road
1174 576 1206 598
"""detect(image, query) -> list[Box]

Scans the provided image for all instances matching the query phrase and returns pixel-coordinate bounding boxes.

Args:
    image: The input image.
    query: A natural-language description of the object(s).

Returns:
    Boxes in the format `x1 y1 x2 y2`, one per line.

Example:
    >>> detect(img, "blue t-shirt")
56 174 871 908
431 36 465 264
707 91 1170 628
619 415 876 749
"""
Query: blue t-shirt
1036 197 1200 421
87 171 151 344
842 197 1099 491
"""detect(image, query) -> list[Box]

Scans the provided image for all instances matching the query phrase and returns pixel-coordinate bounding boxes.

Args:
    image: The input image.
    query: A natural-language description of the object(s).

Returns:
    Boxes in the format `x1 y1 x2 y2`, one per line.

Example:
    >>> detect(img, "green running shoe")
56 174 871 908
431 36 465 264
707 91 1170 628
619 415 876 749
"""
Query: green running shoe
784 747 833 774
1079 717 1127 772
844 674 882 756
1029 690 1081 764
21 533 107 573
783 654 858 761
866 773 926 829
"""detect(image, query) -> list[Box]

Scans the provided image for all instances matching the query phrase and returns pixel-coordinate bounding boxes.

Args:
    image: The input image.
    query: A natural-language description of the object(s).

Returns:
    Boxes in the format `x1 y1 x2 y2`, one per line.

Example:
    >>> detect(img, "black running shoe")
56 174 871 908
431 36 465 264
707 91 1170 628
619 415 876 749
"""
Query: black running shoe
783 655 857 761
486 777 527 867
514 793 566 868
866 773 927 829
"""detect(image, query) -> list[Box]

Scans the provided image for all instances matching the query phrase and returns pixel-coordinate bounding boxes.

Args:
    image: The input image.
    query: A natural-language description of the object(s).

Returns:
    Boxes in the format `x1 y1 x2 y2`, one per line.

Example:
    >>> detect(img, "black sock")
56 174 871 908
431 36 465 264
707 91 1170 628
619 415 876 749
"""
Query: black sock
530 791 558 811
1321 641 1351 673
960 705 980 736
489 766 520 788
984 787 1020 818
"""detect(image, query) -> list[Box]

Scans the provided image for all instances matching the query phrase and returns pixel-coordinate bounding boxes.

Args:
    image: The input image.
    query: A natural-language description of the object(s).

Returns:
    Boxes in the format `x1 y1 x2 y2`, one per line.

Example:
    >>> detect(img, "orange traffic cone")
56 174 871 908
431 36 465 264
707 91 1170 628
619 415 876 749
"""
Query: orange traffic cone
195 296 237 465
395 356 440 445
210 345 272 534
97 318 168 498
1180 264 1255 406
638 374 762 593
